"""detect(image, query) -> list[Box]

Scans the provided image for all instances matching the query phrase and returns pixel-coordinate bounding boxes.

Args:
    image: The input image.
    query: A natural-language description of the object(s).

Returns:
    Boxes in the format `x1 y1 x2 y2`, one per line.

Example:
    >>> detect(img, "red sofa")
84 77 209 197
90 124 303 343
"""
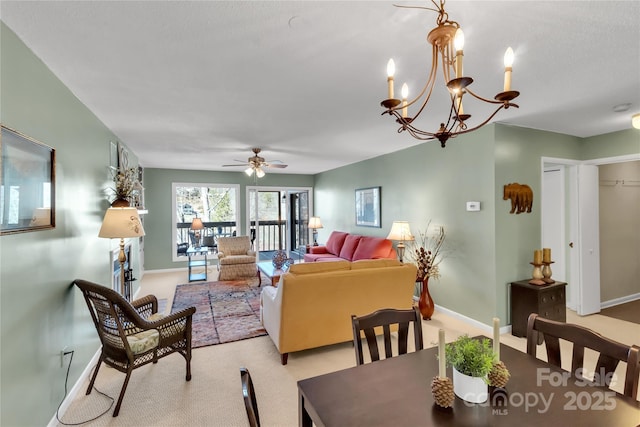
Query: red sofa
303 231 396 262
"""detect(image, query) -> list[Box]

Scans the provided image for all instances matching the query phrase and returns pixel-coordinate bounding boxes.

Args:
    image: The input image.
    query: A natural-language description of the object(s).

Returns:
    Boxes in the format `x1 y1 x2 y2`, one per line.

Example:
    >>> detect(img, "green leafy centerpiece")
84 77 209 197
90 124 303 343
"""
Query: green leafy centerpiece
445 335 495 403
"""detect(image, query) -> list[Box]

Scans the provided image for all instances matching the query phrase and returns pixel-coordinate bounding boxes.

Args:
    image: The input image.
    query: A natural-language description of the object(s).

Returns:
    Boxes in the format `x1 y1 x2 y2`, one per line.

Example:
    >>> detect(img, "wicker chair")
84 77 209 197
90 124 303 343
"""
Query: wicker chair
73 279 196 416
217 236 257 281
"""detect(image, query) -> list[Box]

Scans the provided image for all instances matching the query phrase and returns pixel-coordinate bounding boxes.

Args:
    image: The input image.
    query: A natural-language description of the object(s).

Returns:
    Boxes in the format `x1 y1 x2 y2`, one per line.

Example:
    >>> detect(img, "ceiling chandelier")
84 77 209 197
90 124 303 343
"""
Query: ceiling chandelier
381 0 520 147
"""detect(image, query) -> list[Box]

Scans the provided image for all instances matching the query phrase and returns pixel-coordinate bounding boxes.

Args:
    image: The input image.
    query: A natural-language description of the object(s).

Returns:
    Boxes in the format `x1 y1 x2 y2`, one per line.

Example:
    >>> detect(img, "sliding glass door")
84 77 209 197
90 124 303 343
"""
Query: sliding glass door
247 186 312 262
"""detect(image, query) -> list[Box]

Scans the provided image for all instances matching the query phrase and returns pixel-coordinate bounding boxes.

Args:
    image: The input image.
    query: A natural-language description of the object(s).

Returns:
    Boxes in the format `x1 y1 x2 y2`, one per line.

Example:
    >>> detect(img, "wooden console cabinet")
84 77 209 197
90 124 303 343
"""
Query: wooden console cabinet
510 280 567 337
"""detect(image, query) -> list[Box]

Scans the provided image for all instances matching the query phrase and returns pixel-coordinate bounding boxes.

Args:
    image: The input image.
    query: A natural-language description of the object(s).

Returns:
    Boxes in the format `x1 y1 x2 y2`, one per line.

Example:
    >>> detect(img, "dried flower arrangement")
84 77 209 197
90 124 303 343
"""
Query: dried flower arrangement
111 167 140 202
408 220 446 281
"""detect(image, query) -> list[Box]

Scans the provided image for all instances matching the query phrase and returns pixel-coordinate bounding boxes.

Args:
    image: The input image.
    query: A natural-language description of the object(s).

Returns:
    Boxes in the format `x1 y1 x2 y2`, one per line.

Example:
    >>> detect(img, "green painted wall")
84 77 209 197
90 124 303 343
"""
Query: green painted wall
143 168 314 270
314 124 637 326
581 128 640 160
0 23 140 426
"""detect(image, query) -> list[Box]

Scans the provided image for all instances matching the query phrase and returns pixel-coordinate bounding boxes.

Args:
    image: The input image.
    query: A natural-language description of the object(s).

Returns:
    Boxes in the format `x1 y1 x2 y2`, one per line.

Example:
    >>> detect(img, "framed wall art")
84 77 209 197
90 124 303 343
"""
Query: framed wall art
355 186 381 227
0 125 56 235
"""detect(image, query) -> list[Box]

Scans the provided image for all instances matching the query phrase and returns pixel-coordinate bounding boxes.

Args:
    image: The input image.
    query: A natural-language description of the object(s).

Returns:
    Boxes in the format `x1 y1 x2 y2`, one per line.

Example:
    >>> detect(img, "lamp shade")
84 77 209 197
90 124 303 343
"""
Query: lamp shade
387 221 414 242
309 217 323 229
633 113 640 130
191 218 204 230
98 207 145 238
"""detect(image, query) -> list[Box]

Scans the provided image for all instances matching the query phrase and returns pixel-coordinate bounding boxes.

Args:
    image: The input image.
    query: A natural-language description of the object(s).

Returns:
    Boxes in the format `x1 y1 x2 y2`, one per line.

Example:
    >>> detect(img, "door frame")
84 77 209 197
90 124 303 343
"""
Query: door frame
246 185 314 258
541 153 640 315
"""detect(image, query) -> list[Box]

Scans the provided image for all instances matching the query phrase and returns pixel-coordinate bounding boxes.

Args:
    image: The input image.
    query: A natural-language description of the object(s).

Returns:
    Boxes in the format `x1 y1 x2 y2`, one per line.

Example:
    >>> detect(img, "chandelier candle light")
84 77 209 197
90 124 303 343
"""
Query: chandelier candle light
381 0 520 147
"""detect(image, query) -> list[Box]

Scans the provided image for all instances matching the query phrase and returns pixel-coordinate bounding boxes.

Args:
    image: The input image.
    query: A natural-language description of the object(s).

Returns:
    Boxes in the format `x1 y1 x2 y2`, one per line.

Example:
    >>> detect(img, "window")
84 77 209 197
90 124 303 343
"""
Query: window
172 183 240 261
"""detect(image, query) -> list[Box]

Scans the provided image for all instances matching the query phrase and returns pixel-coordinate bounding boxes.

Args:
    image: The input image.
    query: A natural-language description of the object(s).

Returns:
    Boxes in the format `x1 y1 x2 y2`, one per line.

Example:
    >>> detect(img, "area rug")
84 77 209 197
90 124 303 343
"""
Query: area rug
170 279 266 348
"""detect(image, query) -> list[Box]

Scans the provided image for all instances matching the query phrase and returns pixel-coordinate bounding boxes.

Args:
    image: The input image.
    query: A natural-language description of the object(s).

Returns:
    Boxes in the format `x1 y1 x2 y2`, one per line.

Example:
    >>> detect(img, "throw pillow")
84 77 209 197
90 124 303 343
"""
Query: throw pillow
339 234 362 261
352 236 394 260
325 231 349 255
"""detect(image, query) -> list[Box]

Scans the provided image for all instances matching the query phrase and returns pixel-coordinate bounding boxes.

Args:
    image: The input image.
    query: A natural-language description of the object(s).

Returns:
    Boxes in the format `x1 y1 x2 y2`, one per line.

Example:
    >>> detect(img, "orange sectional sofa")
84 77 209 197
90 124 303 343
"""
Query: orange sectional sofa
303 230 396 262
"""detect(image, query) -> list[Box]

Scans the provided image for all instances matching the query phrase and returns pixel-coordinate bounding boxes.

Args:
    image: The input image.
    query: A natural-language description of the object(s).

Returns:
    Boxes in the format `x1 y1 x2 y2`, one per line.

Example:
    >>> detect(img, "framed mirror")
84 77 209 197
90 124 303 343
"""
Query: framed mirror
1 125 55 235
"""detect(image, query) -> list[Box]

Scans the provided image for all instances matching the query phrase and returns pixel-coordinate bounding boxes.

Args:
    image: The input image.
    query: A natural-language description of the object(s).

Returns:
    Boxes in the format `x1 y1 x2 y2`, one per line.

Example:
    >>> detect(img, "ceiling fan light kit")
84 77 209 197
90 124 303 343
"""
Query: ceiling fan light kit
223 147 288 179
381 0 520 147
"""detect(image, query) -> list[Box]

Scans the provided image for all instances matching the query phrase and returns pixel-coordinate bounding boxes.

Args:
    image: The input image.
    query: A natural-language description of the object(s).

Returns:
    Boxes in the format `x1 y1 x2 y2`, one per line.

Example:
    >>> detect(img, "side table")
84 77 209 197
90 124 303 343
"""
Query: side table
510 280 567 337
186 246 209 282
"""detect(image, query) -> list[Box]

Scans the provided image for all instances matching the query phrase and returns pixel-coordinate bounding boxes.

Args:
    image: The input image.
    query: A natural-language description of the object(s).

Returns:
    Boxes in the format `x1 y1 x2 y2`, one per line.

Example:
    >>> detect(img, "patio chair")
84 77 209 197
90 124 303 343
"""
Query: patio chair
73 279 196 416
217 236 257 281
526 313 640 398
351 306 423 366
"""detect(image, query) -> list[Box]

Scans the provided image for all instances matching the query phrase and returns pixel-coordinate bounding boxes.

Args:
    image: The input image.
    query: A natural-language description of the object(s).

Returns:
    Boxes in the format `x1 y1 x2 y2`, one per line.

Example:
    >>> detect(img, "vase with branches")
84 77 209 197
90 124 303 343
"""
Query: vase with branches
408 220 446 320
110 167 140 206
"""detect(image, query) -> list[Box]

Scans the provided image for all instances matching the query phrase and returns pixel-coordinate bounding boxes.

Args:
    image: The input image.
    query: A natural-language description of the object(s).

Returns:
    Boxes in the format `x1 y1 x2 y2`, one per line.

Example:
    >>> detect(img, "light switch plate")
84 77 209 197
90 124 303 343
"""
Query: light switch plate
466 201 481 211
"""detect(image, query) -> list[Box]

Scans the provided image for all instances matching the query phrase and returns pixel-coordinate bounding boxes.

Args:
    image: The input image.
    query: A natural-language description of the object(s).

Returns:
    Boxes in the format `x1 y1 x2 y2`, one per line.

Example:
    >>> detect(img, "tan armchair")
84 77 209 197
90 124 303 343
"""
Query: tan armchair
217 236 257 281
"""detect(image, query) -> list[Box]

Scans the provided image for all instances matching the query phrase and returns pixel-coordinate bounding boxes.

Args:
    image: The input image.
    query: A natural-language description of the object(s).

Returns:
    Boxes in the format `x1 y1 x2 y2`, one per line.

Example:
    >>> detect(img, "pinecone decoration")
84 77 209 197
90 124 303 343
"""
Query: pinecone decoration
488 361 510 388
431 376 454 408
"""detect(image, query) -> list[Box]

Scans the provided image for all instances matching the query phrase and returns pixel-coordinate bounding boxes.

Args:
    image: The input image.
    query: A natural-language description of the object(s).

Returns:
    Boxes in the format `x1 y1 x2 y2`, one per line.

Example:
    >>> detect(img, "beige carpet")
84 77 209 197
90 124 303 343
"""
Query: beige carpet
600 299 640 324
53 270 640 426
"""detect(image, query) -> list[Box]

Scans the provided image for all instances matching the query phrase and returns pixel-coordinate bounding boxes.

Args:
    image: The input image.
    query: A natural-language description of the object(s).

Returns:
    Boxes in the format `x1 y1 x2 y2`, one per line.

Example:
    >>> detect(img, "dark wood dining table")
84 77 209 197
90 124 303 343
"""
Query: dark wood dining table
297 339 640 426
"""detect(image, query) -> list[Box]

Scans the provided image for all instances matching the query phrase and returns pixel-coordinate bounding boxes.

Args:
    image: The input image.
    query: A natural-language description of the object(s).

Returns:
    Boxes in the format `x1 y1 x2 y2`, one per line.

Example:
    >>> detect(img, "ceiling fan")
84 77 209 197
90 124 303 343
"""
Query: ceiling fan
222 148 288 178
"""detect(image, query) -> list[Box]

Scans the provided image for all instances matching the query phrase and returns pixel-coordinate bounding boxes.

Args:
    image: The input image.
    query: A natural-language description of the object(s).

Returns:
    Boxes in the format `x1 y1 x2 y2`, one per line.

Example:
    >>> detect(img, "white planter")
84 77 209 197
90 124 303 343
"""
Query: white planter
453 367 488 403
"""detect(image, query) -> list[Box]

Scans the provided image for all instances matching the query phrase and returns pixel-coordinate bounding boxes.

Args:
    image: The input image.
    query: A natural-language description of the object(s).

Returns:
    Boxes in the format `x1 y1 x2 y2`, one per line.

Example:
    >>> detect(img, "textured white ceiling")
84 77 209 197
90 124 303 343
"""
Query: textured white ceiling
2 1 639 174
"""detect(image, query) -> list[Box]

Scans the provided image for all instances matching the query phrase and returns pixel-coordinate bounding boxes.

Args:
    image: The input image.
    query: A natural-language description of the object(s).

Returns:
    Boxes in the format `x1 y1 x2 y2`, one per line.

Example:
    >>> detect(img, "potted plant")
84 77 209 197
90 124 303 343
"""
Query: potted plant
445 335 496 403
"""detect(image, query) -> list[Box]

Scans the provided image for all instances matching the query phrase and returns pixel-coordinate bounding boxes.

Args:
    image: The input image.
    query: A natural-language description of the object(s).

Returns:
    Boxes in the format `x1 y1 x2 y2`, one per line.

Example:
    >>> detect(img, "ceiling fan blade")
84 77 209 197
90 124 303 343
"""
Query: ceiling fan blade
265 163 288 169
222 163 249 167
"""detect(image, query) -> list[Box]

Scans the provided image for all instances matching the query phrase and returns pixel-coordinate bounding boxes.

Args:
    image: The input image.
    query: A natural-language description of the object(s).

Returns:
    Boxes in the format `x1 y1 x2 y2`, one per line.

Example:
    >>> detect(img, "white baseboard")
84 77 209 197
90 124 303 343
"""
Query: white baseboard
601 292 640 310
47 348 102 427
412 296 511 334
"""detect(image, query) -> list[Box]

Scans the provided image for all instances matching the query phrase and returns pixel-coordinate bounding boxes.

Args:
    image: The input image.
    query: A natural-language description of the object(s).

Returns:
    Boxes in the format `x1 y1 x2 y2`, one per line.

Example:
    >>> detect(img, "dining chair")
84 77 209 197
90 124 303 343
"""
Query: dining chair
240 367 261 427
74 279 196 416
351 306 423 366
526 313 640 398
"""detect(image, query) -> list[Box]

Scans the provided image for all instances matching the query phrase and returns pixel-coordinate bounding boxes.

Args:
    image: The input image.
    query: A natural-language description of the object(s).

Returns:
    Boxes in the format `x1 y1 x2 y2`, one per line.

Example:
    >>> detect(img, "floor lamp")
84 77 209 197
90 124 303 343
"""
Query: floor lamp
387 221 414 262
99 207 146 299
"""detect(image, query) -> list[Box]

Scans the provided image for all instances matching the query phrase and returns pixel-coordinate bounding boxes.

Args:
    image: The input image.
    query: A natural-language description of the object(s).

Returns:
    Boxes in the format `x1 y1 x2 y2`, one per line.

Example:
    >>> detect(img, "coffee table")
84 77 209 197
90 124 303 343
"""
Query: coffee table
257 261 289 286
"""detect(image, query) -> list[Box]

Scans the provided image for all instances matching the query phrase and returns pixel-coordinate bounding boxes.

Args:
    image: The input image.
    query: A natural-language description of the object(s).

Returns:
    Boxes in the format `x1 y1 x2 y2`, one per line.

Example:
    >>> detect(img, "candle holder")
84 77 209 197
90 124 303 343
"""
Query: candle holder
542 261 555 284
431 376 454 408
528 262 546 286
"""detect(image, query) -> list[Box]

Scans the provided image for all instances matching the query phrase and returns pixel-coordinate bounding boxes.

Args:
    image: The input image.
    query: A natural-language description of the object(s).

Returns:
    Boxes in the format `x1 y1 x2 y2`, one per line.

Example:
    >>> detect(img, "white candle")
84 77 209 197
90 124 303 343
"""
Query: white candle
401 83 409 118
503 47 514 92
454 28 464 79
493 317 500 361
438 329 446 378
386 59 395 99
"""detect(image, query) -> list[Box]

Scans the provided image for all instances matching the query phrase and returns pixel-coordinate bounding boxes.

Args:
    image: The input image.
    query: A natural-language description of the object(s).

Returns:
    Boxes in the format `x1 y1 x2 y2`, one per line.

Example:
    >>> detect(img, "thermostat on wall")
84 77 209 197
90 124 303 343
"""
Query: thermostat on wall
466 201 481 212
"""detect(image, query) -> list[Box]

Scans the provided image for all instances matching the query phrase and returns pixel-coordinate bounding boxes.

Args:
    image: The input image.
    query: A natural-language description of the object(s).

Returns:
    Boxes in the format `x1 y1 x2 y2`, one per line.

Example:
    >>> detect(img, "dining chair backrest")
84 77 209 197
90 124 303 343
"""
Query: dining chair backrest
526 313 640 398
240 367 260 427
351 306 423 366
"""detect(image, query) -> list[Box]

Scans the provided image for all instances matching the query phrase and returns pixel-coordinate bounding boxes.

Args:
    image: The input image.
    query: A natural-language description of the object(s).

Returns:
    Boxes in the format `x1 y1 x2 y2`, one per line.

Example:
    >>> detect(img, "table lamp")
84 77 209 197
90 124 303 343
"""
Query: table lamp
99 207 145 298
191 217 204 248
387 221 414 262
308 217 323 246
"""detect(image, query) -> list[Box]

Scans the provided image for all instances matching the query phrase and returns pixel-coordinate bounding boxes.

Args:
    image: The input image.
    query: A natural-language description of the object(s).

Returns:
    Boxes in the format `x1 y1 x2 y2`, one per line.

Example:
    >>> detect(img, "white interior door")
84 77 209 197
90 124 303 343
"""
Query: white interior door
542 167 566 283
576 164 601 315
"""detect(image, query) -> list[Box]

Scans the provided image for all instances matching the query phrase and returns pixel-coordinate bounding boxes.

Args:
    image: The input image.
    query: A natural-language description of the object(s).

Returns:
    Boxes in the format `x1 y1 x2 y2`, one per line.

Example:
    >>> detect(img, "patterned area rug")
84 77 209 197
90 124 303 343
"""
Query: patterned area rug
171 279 266 348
